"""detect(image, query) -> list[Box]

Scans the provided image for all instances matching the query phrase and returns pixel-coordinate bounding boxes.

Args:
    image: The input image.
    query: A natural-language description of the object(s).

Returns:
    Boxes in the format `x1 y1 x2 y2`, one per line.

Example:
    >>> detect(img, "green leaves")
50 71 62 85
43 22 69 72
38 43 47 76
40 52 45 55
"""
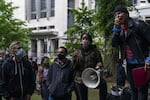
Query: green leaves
0 0 30 50
65 0 131 72
65 2 98 53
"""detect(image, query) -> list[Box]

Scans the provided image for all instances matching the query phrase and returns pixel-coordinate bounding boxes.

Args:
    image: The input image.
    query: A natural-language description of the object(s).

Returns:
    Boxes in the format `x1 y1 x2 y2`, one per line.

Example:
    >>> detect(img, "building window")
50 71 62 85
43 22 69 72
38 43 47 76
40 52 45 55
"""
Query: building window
44 42 47 53
146 20 150 24
40 12 47 18
131 0 137 5
67 10 74 28
49 25 55 29
41 0 46 10
68 0 74 8
31 13 36 19
68 0 75 28
50 0 55 17
30 27 37 30
39 26 47 30
31 0 36 19
40 0 47 18
140 0 146 3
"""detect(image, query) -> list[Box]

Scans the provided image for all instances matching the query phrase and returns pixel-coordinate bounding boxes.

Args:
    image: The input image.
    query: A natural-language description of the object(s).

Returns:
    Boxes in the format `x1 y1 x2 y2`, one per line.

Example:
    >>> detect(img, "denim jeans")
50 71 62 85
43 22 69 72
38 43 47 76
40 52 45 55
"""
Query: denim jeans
41 83 49 100
48 96 53 100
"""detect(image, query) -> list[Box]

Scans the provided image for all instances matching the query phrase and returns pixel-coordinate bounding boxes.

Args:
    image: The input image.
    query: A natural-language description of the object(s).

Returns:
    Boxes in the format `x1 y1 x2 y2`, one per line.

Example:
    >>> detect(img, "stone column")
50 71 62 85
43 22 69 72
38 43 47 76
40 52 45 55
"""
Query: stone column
47 38 51 56
28 40 32 58
37 39 42 64
50 39 55 54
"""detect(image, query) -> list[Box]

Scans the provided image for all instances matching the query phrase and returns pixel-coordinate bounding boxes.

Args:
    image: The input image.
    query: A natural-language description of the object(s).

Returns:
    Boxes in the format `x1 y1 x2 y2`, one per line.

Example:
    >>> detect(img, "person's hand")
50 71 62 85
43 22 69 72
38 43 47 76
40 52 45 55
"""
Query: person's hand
114 13 124 27
95 62 102 69
112 15 123 35
9 97 14 100
114 16 122 27
144 63 150 71
26 95 31 100
144 62 150 81
144 57 150 71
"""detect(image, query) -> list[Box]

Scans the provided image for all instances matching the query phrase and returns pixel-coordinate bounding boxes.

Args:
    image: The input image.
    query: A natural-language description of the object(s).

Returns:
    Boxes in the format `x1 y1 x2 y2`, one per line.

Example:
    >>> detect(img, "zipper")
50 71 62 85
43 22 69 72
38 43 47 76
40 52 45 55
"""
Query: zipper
18 63 24 99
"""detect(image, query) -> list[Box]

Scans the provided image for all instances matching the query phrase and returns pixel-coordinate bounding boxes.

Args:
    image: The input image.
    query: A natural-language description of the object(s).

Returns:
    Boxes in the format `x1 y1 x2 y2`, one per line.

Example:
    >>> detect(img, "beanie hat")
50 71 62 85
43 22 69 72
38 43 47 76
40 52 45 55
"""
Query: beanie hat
113 5 128 14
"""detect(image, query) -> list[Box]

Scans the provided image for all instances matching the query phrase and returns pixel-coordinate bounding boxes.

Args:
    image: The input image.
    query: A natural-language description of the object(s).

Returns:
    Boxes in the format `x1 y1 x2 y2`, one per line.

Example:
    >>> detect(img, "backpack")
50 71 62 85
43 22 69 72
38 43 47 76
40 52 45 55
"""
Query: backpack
107 86 131 100
120 87 131 100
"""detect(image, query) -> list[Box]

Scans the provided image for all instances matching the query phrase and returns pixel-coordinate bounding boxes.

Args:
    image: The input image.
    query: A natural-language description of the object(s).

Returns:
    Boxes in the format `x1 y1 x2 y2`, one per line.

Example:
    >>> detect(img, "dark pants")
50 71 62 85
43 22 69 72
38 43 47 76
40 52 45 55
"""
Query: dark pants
116 63 126 86
0 96 2 100
41 83 49 100
74 83 88 100
126 64 148 100
52 93 71 100
74 78 107 100
99 78 107 100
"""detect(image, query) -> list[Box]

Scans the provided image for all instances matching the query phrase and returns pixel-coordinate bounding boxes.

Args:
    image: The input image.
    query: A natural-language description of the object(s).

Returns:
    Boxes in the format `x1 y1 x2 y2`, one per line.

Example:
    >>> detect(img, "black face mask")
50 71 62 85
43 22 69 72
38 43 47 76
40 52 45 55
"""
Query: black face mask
57 54 65 60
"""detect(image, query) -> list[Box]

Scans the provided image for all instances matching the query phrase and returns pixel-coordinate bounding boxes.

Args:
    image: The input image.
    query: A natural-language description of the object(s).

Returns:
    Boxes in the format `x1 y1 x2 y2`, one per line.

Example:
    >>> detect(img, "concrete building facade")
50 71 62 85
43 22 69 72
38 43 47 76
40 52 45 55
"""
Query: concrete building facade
5 0 95 64
130 0 150 21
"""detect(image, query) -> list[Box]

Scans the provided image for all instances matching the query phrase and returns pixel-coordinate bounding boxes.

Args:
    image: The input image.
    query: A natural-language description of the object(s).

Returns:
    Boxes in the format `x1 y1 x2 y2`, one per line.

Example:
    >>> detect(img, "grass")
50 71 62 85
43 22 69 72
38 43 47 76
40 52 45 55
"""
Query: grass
2 77 118 100
31 89 100 100
31 89 99 100
30 82 116 100
2 86 110 100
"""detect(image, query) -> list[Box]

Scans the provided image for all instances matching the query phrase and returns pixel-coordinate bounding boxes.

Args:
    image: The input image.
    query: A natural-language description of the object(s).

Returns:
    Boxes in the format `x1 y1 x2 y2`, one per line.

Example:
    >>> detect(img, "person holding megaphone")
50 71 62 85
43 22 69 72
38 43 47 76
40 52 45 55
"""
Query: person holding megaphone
72 33 107 100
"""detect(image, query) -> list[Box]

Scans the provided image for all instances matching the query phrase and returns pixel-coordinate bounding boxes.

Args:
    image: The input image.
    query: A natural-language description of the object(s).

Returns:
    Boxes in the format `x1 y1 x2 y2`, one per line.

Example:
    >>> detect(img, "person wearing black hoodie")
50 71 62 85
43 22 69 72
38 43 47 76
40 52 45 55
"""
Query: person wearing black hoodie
47 46 74 100
0 56 4 100
72 33 107 100
0 41 35 100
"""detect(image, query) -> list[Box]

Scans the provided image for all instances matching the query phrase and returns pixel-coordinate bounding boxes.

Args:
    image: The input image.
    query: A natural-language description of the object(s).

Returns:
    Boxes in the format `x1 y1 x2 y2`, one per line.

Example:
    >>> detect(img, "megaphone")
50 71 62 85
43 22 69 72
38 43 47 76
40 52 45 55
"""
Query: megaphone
81 68 100 88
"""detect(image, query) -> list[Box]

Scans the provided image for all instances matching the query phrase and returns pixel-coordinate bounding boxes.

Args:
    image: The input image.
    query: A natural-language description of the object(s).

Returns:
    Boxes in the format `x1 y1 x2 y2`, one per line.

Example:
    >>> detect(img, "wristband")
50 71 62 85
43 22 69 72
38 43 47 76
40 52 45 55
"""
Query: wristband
112 25 122 35
145 57 150 63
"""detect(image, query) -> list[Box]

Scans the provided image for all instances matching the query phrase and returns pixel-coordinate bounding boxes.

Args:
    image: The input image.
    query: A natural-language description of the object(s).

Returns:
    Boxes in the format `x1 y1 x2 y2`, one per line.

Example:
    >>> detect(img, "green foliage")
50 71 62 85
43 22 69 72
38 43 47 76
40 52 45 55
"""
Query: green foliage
65 2 104 53
65 1 130 53
65 0 131 73
95 0 130 36
95 0 131 72
0 0 30 50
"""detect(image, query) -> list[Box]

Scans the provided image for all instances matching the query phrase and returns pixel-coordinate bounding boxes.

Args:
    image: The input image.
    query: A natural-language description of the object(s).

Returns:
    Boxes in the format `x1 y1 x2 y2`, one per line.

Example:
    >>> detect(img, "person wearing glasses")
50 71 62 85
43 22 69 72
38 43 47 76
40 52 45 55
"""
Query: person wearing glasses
0 41 35 100
47 46 74 100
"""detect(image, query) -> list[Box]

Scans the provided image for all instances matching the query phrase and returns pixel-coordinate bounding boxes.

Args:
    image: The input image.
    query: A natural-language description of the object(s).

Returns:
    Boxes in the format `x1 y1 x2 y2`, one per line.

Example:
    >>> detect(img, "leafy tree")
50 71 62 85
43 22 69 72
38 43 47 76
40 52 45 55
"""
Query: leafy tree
65 0 131 76
65 1 103 53
0 0 30 51
95 0 130 74
65 0 130 51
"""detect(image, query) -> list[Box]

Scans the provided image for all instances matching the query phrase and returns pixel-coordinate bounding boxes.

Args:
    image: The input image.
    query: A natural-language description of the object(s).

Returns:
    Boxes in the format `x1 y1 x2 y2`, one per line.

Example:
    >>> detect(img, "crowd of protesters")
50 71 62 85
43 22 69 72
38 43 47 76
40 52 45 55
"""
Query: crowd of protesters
0 5 150 100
